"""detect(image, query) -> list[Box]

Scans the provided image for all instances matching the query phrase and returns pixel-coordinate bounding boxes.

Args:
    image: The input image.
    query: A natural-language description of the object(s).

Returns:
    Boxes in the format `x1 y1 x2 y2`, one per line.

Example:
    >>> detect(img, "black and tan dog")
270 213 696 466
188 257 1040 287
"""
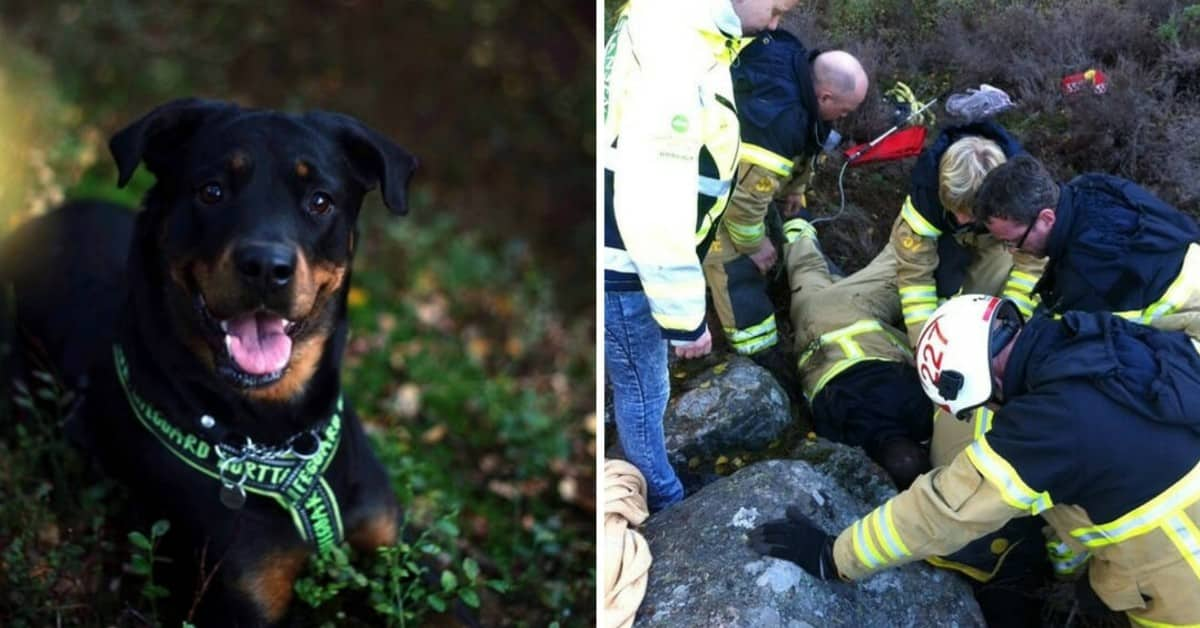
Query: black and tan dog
2 98 417 625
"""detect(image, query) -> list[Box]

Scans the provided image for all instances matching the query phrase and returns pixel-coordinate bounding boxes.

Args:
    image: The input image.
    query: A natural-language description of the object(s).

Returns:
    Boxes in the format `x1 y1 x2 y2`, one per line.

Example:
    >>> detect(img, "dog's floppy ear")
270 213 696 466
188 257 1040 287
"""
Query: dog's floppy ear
306 112 419 216
109 98 240 188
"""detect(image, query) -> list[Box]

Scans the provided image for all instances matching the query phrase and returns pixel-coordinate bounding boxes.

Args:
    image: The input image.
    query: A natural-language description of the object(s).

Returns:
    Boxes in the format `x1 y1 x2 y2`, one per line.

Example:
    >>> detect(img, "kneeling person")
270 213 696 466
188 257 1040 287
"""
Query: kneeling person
751 294 1200 627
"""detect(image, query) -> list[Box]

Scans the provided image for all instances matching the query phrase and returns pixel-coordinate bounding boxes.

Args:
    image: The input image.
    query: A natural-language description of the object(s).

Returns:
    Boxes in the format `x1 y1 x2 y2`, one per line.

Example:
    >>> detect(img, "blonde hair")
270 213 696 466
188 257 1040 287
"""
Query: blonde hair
938 136 1007 217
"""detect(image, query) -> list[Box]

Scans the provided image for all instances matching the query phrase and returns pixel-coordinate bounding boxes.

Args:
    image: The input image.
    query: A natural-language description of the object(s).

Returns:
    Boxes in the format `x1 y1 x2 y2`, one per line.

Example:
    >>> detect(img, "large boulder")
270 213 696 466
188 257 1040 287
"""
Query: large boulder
664 356 791 467
637 443 984 627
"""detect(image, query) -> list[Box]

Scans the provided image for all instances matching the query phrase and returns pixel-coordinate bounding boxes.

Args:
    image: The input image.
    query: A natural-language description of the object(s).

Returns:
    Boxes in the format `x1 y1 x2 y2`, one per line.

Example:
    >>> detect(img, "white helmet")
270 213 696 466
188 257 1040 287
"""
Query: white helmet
914 294 1024 419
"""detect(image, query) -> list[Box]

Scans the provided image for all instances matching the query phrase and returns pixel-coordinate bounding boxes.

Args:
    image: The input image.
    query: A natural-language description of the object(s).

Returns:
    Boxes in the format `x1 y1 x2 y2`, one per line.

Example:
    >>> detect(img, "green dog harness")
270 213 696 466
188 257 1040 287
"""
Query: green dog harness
113 344 345 554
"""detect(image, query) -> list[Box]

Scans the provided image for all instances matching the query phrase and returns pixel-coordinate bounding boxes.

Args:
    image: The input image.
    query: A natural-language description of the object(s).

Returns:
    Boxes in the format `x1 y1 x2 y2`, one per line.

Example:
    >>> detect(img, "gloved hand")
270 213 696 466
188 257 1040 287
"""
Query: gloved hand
747 505 839 580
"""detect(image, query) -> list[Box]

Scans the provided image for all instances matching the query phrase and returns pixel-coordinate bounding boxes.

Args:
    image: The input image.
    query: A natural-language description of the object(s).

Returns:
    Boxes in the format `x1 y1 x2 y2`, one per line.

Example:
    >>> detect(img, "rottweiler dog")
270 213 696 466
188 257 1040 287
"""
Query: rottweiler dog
2 98 418 625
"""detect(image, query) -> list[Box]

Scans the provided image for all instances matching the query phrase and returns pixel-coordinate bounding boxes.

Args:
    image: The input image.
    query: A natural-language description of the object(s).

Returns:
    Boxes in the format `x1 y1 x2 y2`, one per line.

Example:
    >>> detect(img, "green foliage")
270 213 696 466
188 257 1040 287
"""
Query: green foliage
127 519 172 618
294 512 495 627
1157 4 1200 44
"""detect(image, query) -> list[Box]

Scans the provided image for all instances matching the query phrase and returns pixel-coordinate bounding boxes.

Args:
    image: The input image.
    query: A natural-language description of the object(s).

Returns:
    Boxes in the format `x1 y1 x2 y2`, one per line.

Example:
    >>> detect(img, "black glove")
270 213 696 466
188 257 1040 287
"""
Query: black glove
747 505 839 580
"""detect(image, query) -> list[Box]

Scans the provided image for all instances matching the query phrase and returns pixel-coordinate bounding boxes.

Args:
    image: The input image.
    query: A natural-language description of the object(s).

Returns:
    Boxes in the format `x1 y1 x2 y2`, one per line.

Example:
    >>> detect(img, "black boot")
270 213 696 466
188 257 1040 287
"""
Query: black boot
750 345 803 406
873 437 930 490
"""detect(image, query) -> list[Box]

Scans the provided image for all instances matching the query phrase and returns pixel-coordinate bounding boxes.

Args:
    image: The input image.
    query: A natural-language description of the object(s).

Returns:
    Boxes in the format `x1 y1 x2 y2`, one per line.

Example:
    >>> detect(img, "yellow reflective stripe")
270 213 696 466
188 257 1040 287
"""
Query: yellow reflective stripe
900 196 942 238
696 202 728 244
870 501 912 560
797 320 887 368
726 314 778 354
901 284 938 327
1045 539 1090 574
972 406 994 440
728 314 776 342
965 436 1054 514
782 218 816 243
1128 613 1200 628
1071 463 1200 548
1114 244 1200 324
803 323 911 398
1007 270 1038 289
1162 513 1200 582
1004 290 1037 318
851 517 886 569
739 143 794 177
807 357 888 400
725 219 765 246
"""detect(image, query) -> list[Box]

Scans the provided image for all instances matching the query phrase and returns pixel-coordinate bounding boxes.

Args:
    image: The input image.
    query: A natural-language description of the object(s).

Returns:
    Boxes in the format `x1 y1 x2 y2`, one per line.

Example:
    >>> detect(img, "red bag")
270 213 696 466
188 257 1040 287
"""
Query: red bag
843 125 928 167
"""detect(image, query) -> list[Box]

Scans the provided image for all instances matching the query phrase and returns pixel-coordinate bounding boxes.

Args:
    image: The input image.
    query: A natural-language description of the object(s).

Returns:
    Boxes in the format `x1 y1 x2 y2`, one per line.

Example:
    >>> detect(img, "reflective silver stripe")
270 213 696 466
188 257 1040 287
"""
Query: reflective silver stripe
1072 464 1200 548
698 175 731 198
603 246 637 273
1163 513 1200 581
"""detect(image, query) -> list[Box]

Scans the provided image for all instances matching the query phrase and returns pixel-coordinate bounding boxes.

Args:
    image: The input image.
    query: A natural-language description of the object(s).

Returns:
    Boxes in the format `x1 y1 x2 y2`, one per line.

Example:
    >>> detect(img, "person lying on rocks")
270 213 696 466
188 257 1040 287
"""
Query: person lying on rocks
780 216 931 489
751 294 1200 627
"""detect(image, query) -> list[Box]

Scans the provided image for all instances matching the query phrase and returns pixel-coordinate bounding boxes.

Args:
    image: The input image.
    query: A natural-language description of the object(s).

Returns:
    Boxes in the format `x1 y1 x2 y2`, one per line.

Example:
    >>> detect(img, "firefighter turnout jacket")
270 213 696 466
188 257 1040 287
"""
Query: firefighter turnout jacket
1037 174 1200 329
603 0 745 341
703 30 831 355
783 219 932 455
893 122 1044 346
832 312 1200 626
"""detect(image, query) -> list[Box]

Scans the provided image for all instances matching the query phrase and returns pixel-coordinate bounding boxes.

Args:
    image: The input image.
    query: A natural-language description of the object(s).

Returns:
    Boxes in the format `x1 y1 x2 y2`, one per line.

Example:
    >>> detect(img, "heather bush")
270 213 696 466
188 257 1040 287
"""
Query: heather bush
778 0 1200 272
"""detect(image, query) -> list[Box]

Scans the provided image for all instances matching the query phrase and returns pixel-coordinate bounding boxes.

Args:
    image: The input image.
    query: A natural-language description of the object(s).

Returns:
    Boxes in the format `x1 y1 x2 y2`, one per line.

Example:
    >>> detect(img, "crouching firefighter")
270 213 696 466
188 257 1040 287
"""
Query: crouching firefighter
781 217 931 489
701 29 867 390
750 294 1200 627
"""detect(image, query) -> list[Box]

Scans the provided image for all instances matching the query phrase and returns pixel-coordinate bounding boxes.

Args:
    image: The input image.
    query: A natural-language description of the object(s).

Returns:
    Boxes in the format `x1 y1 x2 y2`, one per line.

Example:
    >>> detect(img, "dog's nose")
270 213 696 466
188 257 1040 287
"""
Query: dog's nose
234 242 295 292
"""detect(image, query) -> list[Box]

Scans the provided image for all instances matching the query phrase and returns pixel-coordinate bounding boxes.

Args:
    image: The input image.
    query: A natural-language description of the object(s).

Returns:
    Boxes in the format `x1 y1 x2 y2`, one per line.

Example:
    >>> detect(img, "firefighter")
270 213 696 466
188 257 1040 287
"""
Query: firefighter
892 120 1044 348
701 29 867 389
780 217 932 489
603 0 797 511
750 294 1200 627
975 153 1200 329
887 122 1049 615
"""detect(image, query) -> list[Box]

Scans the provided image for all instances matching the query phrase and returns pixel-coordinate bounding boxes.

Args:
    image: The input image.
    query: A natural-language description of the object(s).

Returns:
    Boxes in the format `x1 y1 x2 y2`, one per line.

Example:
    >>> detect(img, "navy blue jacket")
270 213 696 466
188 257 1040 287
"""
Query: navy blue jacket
989 312 1200 523
731 30 829 160
910 121 1023 297
1037 174 1199 313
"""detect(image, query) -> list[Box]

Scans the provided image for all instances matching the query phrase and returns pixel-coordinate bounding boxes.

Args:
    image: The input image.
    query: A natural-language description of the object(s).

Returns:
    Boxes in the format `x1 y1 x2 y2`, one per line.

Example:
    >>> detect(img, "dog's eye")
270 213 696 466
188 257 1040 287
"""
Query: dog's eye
197 182 224 205
307 191 335 215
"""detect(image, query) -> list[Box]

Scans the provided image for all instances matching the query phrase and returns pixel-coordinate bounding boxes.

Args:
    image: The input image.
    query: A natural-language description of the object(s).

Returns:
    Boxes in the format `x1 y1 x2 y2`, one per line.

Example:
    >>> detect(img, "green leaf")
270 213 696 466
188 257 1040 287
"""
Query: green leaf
440 569 458 592
487 579 510 593
142 583 169 599
462 558 480 581
435 519 460 537
458 588 480 608
426 594 446 613
128 531 152 551
151 519 171 537
129 554 151 575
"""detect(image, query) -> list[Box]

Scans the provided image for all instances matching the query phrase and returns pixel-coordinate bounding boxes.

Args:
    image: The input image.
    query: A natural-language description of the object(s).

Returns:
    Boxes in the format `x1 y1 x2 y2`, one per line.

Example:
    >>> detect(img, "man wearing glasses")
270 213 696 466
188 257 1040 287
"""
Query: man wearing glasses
975 153 1200 324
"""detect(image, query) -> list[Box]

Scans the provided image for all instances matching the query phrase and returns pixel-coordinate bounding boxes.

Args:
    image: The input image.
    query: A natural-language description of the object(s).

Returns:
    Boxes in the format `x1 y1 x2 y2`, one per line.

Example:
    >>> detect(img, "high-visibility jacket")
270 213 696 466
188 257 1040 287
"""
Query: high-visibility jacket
832 312 1200 626
892 122 1043 345
603 0 746 341
1037 174 1200 326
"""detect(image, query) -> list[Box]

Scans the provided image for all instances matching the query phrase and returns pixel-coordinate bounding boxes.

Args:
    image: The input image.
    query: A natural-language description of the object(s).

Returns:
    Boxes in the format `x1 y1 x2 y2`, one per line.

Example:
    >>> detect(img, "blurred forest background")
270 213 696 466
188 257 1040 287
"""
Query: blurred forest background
0 1 595 626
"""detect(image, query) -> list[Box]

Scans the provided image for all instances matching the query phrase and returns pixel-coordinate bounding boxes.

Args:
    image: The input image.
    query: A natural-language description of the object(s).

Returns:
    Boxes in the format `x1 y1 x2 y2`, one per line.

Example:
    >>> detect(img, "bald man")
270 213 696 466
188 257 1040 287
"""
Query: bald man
702 31 866 389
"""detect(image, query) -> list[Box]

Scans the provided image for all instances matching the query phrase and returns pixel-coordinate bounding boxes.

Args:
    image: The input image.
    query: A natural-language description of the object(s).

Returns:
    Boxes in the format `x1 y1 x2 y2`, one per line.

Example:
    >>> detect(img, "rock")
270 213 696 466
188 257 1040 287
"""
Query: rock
664 356 791 467
637 446 984 627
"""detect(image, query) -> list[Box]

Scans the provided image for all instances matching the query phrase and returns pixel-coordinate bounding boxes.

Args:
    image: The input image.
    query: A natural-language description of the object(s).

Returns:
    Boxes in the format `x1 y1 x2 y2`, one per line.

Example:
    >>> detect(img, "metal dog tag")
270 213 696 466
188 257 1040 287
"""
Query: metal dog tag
220 483 246 510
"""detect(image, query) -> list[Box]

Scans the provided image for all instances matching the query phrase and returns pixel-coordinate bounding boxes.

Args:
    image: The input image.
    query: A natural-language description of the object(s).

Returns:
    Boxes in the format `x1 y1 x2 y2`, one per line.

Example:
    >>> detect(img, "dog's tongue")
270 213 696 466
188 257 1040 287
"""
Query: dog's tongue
225 312 292 375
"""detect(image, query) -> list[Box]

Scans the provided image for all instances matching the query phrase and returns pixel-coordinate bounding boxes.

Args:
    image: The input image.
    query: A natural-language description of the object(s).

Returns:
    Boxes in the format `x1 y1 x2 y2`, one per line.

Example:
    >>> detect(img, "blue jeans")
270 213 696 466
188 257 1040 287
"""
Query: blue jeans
605 290 683 511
